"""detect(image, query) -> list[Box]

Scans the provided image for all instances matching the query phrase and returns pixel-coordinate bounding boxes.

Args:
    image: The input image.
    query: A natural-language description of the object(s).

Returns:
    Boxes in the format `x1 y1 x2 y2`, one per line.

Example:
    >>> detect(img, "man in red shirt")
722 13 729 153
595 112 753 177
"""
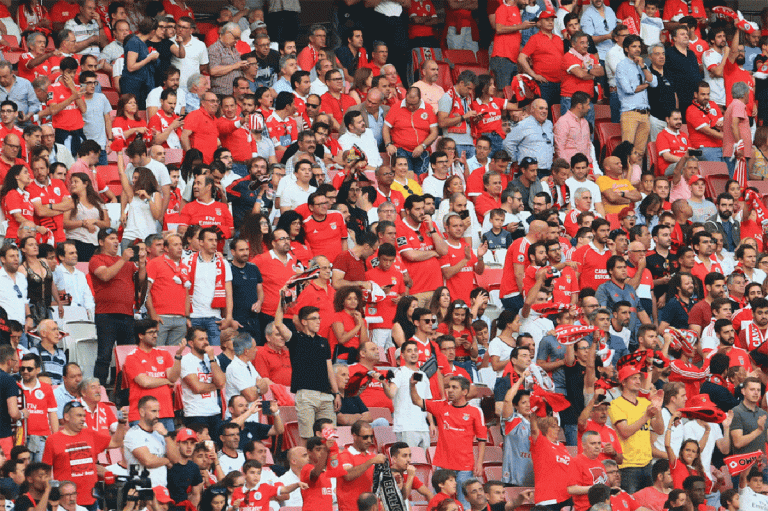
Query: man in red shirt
685 82 723 162
0 134 28 182
301 435 347 511
567 431 609 511
123 319 180 430
656 110 691 176
47 57 86 157
42 400 127 509
251 230 303 331
252 320 292 387
89 229 146 385
19 353 58 462
383 87 439 175
365 243 406 349
347 341 392 411
18 32 58 82
28 154 72 245
474 171 504 222
337 421 387 511
178 174 234 242
396 194 449 307
146 233 187 347
304 191 348 263
0 103 27 160
572 218 612 290
320 69 356 131
440 213 486 304
690 231 723 287
181 92 220 164
490 0 529 92
500 219 548 315
80 377 122 435
410 374 486 507
518 10 564 108
560 32 602 120
723 30 755 117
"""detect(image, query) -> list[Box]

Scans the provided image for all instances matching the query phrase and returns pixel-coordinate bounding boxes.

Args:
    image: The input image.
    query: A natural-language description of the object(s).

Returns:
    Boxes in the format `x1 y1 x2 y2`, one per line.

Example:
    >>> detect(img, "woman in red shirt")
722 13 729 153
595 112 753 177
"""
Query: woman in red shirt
1 165 45 243
112 93 148 145
665 412 711 491
472 74 518 156
329 285 369 364
437 300 478 376
17 0 50 34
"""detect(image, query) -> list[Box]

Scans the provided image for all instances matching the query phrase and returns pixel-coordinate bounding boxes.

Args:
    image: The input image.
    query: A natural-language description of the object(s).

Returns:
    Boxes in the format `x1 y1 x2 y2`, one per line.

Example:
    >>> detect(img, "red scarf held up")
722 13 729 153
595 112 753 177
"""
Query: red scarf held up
181 252 227 312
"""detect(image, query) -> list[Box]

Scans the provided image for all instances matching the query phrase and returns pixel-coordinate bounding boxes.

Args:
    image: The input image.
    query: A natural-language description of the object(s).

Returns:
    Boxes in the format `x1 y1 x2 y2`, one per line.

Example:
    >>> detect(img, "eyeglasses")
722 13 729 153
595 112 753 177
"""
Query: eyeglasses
306 316 321 321
274 236 290 241
12 284 21 299
210 487 228 495
19 366 34 372
307 103 320 108
358 434 374 440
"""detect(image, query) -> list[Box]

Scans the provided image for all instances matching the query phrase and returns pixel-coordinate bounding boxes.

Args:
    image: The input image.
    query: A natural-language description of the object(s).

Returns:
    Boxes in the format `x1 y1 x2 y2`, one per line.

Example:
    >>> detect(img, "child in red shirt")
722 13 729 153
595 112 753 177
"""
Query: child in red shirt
231 460 305 511
427 470 465 511
301 435 348 511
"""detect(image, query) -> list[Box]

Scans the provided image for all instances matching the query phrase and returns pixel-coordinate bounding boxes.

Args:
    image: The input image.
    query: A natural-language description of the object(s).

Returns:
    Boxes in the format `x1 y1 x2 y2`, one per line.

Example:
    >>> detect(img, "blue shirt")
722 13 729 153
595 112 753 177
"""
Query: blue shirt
503 115 554 170
229 261 263 322
658 296 691 330
580 5 618 59
595 280 643 346
616 57 657 112
272 77 293 94
366 106 386 147
0 76 40 116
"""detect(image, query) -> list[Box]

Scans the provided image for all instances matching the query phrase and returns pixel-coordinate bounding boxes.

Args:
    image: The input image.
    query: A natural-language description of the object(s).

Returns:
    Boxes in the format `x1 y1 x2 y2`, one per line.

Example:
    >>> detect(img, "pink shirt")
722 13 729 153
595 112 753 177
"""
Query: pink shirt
723 99 752 158
670 176 691 202
554 109 593 166
412 80 445 113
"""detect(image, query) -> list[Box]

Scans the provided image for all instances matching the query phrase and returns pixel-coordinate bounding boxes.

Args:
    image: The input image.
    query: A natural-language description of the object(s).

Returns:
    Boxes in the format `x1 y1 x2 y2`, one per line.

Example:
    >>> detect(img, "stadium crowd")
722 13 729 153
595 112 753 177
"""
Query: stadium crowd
3 1 768 511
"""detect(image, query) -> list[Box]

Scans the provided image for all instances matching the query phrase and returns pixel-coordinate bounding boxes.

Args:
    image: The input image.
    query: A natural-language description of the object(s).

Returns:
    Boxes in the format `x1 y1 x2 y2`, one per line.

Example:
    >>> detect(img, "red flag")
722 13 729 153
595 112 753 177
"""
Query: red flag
623 17 640 35
532 302 571 315
555 324 599 345
529 385 571 417
745 189 768 226
712 6 737 19
725 451 762 476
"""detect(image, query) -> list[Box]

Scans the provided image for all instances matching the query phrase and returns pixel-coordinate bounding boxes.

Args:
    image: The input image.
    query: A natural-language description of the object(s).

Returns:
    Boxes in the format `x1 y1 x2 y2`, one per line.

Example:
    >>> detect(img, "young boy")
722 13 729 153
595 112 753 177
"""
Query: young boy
389 442 434 504
232 460 306 511
483 209 513 253
164 166 184 230
472 319 489 370
637 0 664 46
427 469 463 511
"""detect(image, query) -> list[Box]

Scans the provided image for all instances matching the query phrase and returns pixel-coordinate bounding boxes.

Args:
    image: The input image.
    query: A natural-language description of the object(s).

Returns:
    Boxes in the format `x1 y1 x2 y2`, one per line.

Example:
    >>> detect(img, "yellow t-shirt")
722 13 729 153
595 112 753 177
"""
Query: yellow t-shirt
596 176 636 215
391 178 423 199
608 395 653 468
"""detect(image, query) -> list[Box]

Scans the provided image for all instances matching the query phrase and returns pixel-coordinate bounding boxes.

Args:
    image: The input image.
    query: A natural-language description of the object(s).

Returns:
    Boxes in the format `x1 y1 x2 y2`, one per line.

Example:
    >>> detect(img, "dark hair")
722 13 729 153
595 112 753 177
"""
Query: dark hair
0 165 27 201
276 210 306 244
652 459 670 482
431 469 457 490
333 285 365 313
587 484 611 506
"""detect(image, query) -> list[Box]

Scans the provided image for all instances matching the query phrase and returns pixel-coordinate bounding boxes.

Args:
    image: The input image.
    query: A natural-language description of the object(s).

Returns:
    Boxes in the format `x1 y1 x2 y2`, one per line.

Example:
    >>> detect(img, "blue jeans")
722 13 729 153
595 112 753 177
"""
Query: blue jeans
396 147 430 175
436 467 473 509
489 56 518 89
190 317 221 346
619 463 653 493
563 423 578 446
610 91 621 123
95 313 135 385
538 82 561 115
129 417 175 432
455 144 475 159
501 294 524 318
699 146 724 163
484 132 504 156
561 97 595 126
726 156 736 177
184 414 223 439
98 149 108 166
55 128 85 158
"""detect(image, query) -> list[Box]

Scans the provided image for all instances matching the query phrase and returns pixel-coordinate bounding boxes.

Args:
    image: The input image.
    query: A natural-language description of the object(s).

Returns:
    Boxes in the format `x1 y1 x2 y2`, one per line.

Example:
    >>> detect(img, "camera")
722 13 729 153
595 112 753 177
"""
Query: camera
544 266 560 287
458 210 470 220
688 148 703 157
93 465 154 511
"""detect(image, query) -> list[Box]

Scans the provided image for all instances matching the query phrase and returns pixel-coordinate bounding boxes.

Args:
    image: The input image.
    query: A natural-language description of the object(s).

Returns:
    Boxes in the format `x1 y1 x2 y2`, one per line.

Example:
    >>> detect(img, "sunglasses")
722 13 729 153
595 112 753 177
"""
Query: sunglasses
307 103 320 108
421 318 434 324
358 434 374 440
19 366 34 372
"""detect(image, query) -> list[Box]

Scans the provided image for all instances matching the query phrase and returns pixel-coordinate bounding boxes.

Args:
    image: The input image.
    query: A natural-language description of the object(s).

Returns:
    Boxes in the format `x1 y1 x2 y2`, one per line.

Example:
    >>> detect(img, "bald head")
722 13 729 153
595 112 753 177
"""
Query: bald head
2 133 19 158
287 446 309 469
529 220 548 240
603 156 622 177
628 241 645 257
4 133 19 146
367 88 382 103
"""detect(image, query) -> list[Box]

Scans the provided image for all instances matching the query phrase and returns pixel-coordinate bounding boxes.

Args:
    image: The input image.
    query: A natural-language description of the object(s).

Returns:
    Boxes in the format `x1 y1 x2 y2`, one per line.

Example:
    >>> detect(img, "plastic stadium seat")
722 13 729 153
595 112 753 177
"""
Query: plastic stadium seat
387 347 398 366
477 445 503 464
443 49 478 65
104 89 120 108
476 267 503 291
283 421 301 449
1 35 20 48
648 142 660 176
594 104 611 122
4 51 22 64
369 407 393 424
336 426 354 448
597 123 622 159
278 406 297 423
374 425 397 452
436 61 454 91
551 104 561 124
698 161 729 178
451 63 487 84
705 174 729 200
411 447 429 464
95 72 113 90
484 465 502 483
413 464 433 491
749 180 768 195
165 148 184 164
477 50 489 68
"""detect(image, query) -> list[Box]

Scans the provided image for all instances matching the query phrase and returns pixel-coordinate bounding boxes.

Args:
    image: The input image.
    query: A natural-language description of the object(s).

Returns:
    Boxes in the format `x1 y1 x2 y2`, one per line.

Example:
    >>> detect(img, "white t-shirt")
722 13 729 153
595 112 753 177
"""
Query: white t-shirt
421 175 447 199
189 257 233 319
224 357 261 422
392 366 431 433
652 407 686 456
488 337 515 378
566 177 602 212
279 182 316 211
520 314 554 360
702 48 726 106
277 470 303 508
681 419 722 482
740 486 768 511
146 86 187 115
125 158 172 188
123 425 167 486
181 352 221 417
172 37 209 91
338 129 383 167
640 13 663 47
747 268 767 285
218 450 245 474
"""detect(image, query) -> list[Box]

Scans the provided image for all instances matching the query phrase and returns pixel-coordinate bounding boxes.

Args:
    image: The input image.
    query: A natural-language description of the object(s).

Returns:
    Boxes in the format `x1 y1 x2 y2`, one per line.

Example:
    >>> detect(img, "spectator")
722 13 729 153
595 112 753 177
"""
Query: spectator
123 395 179 486
274 297 341 445
518 11 563 108
438 71 479 158
180 326 225 434
277 446 309 508
64 0 105 57
121 19 160 110
171 17 209 89
633 459 674 511
410 374 485 507
80 376 124 435
145 233 186 345
12 462 53 511
723 82 753 177
665 26 702 115
252 319 291 387
224 331 269 413
383 87 438 175
0 63 40 121
101 20 131 74
320 69 356 132
608 361 664 493
29 320 66 385
503 99 554 174
17 353 57 462
336 420 387 511
48 57 88 156
304 191 348 262
208 23 247 96
731 376 767 460
339 111 382 168
18 33 58 83
686 82 724 162
181 92 220 164
561 31 603 123
554 92 593 168
44 400 127 508
217 421 244 473
53 362 82 420
704 193 739 252
568 431 609 511
596 156 641 214
228 395 283 449
251 229 302 333
615 34 655 158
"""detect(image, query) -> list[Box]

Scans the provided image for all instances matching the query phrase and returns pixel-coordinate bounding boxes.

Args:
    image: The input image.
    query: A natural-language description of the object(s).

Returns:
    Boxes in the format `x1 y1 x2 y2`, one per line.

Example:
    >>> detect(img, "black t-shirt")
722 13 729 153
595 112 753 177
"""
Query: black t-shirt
0 369 18 438
239 422 272 450
286 331 332 394
167 461 203 504
230 263 263 321
15 493 52 511
218 353 234 374
646 250 679 299
339 395 368 416
146 38 175 87
561 362 587 425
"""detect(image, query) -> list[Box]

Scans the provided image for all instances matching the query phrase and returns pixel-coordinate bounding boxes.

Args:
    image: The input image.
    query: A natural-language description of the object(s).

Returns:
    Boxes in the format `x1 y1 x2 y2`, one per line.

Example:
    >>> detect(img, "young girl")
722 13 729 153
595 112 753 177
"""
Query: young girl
118 153 162 248
437 300 478 377
63 173 111 261
665 411 711 491
428 286 452 327
664 489 688 511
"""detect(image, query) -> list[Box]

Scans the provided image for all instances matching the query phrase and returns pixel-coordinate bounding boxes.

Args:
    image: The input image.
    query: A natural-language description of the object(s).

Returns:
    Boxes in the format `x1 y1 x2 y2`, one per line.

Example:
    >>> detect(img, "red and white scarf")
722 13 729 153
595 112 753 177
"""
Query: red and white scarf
745 322 768 351
181 252 226 312
446 87 470 135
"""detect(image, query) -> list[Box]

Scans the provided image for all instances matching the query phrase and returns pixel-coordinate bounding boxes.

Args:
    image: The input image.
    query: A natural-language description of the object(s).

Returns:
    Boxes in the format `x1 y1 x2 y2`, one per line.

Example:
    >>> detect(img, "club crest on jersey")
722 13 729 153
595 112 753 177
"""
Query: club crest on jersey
397 236 408 247
331 223 337 230
34 389 44 400
157 356 164 364
54 187 61 196
253 493 262 501
463 413 470 420
421 112 428 120
216 209 222 215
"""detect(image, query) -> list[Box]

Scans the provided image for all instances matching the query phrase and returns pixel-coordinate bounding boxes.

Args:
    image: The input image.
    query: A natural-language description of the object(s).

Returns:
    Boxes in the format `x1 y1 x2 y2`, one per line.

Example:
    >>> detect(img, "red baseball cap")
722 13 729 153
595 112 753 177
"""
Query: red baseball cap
153 487 174 505
537 9 556 19
688 174 705 186
176 428 198 442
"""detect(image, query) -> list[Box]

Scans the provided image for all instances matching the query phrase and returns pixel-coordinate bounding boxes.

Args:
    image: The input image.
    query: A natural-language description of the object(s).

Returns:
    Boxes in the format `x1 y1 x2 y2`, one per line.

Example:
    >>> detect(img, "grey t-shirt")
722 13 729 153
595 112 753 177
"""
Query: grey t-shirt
688 198 716 224
83 93 112 147
438 92 473 146
536 335 566 393
731 401 768 455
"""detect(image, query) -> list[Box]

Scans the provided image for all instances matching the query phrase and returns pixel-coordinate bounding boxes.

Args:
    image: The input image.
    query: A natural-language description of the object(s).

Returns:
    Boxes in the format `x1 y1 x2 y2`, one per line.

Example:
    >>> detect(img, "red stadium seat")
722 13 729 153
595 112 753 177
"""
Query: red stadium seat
411 447 429 464
484 465 502 483
1 36 20 49
283 421 301 449
476 445 502 465
436 61 454 91
749 180 768 195
476 267 502 291
489 426 503 447
503 85 515 101
336 426 354 448
705 174 729 200
278 406 297 423
648 141 660 176
451 64 488 84
387 347 398 366
95 72 113 90
104 89 120 108
443 49 478 65
476 50 489 68
374 425 397 452
4 51 23 64
551 104 561 124
594 104 611 123
412 464 433 491
698 161 728 178
369 407 393 425
165 148 184 164
597 123 622 160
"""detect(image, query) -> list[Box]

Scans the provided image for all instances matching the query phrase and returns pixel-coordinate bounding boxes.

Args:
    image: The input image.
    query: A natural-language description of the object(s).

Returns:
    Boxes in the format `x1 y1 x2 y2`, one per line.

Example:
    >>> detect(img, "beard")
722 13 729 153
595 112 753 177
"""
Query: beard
719 209 732 219
736 56 746 66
